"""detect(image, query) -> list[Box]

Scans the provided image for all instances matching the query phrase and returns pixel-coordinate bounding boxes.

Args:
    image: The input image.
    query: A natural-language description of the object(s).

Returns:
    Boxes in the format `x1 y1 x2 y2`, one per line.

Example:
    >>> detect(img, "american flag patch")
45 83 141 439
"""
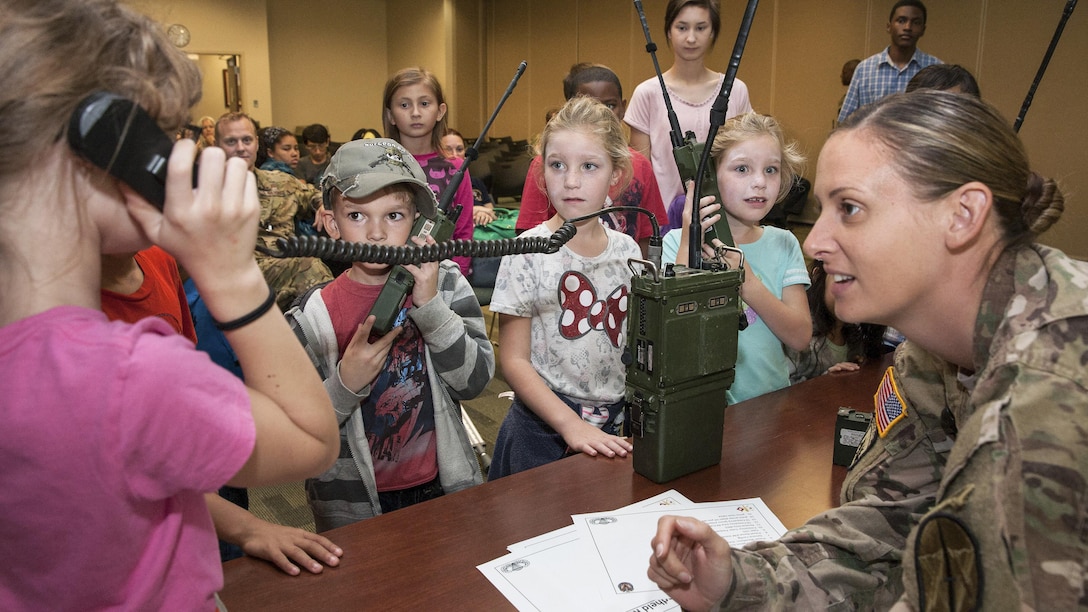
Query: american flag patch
874 367 907 437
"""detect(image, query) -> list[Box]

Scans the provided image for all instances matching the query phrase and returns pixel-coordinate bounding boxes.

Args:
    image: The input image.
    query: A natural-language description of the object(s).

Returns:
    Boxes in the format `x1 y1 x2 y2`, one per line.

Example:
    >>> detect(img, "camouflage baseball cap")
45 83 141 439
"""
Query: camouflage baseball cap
319 138 436 216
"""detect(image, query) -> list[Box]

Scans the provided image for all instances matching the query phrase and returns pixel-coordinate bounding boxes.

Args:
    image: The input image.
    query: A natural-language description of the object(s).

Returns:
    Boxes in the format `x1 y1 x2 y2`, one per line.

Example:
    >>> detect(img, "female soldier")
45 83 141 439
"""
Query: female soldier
647 91 1087 610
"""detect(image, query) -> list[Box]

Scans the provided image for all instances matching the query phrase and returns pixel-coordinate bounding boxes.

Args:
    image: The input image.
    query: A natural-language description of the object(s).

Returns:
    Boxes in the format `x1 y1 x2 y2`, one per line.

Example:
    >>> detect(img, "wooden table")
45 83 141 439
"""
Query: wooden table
220 356 890 609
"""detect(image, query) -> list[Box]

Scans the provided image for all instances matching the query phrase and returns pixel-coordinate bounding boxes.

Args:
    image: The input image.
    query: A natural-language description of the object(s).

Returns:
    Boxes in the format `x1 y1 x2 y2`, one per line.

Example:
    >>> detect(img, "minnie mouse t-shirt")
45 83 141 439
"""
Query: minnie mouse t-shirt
489 223 641 406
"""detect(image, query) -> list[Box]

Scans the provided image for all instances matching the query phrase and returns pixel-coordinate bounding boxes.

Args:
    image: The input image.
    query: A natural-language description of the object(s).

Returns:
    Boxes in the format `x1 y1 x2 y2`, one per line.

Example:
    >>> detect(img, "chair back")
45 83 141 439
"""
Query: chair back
489 155 532 201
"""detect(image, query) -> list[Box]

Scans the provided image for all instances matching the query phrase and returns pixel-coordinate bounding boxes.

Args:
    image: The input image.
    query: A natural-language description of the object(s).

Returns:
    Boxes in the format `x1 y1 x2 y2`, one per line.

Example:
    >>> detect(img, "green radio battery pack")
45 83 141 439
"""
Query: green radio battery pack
628 373 733 483
625 262 743 483
626 264 743 390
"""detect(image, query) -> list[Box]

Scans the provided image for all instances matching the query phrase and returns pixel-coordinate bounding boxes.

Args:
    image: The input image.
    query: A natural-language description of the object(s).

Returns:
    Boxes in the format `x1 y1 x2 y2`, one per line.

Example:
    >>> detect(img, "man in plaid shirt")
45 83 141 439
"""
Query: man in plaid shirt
837 0 941 123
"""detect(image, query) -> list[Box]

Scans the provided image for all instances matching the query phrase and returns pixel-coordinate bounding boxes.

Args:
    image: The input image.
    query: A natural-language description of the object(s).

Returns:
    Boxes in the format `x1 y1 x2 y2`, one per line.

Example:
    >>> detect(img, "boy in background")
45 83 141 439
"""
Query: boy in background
298 123 334 185
837 0 941 123
286 139 493 531
515 63 668 257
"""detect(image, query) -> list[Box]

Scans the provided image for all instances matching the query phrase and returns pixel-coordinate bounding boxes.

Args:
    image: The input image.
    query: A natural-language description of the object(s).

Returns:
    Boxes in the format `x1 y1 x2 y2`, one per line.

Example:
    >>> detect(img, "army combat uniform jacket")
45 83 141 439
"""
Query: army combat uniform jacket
721 244 1088 610
253 168 333 310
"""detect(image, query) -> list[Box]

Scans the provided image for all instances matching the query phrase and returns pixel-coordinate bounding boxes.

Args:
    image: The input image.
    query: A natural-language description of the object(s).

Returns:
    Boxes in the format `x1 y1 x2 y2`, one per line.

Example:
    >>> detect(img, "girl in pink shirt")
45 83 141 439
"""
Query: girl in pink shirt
382 67 475 275
0 1 339 608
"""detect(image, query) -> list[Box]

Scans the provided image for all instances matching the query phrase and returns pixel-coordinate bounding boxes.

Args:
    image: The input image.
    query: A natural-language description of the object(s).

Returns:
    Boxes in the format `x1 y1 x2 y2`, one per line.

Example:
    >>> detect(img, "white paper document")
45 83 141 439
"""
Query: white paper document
477 493 786 612
506 490 694 553
479 490 692 612
572 498 787 597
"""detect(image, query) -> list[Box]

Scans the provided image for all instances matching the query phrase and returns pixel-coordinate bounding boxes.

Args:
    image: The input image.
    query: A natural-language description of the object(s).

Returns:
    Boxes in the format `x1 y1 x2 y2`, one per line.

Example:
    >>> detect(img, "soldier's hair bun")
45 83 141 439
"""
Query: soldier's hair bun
1022 171 1064 236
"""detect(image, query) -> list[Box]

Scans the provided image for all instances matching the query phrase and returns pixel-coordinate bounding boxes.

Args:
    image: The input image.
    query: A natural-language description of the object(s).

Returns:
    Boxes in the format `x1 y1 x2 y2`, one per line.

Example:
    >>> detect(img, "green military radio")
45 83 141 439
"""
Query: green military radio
625 261 743 483
626 0 760 482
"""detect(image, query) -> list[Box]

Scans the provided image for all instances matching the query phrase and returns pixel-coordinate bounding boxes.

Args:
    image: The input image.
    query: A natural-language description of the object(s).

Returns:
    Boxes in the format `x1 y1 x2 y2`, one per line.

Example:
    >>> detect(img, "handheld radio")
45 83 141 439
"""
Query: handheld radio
368 61 528 335
67 92 179 210
632 0 735 266
625 0 760 483
367 189 459 336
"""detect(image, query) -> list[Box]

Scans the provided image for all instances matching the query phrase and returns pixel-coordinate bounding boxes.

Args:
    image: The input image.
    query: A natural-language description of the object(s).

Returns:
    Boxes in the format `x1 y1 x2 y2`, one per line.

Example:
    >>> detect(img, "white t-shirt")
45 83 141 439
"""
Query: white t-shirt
625 74 753 207
490 223 642 405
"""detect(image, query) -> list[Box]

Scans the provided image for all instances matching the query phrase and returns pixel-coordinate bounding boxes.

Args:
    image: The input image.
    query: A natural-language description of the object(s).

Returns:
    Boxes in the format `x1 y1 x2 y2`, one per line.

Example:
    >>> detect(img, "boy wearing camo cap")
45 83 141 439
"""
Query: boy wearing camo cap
286 139 492 530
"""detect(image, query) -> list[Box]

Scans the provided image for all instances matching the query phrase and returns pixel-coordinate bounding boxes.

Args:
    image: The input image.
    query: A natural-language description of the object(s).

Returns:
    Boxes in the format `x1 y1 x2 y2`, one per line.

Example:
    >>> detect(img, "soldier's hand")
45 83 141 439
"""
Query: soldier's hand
648 516 734 612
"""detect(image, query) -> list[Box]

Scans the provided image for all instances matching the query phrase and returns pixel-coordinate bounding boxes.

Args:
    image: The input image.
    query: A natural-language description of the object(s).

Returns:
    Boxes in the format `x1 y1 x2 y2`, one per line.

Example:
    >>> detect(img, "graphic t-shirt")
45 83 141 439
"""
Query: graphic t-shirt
323 273 438 491
490 224 641 405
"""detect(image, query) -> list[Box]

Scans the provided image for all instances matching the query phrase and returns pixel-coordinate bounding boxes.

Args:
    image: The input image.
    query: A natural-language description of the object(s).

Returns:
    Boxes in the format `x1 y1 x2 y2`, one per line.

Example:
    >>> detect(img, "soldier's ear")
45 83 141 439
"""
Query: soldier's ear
944 182 992 251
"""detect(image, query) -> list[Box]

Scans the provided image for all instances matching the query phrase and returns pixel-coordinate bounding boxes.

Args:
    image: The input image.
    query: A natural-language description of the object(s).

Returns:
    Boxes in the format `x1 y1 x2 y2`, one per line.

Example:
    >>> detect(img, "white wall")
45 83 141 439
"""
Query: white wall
266 0 388 142
126 0 275 127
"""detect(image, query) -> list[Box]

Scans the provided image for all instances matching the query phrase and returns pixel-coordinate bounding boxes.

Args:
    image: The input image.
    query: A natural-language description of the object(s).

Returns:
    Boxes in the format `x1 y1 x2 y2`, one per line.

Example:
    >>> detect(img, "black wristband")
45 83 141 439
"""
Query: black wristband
214 286 277 331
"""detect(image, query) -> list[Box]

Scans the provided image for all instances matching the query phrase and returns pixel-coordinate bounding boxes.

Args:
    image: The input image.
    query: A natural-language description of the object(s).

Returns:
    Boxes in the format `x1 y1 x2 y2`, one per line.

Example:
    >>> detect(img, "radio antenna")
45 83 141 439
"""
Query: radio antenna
689 0 760 268
634 0 685 149
1014 0 1077 132
436 60 527 211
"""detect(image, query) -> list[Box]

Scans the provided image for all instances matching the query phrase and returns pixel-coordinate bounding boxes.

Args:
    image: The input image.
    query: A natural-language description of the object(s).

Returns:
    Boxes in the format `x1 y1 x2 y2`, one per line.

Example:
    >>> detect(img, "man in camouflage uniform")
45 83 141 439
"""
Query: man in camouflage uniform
656 243 1088 610
216 113 332 311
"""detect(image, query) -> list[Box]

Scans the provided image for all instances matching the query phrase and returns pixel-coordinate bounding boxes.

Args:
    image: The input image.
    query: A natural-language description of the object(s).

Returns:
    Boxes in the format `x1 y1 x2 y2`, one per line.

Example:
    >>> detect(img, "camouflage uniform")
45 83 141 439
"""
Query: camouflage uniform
721 244 1088 610
253 169 333 311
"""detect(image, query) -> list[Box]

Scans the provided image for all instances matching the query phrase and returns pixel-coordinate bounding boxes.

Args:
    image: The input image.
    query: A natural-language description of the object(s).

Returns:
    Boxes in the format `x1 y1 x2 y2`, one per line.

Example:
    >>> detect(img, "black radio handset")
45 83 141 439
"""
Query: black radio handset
633 0 734 270
67 92 178 210
365 206 459 335
367 61 529 336
367 192 458 336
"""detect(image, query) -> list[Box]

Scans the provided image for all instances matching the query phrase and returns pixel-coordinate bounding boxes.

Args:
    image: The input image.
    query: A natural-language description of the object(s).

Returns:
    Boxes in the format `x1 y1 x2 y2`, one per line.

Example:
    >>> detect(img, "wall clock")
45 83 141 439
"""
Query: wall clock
167 23 191 48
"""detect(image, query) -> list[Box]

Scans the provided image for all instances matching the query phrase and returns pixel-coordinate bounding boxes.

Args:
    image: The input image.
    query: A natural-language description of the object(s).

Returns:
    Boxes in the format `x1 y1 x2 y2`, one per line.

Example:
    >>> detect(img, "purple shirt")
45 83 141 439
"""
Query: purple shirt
413 151 474 275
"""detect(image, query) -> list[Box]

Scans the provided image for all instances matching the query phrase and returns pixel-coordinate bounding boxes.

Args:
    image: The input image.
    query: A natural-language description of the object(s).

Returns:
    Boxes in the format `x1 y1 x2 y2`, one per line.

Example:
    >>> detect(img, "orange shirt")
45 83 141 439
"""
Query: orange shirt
100 247 196 343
